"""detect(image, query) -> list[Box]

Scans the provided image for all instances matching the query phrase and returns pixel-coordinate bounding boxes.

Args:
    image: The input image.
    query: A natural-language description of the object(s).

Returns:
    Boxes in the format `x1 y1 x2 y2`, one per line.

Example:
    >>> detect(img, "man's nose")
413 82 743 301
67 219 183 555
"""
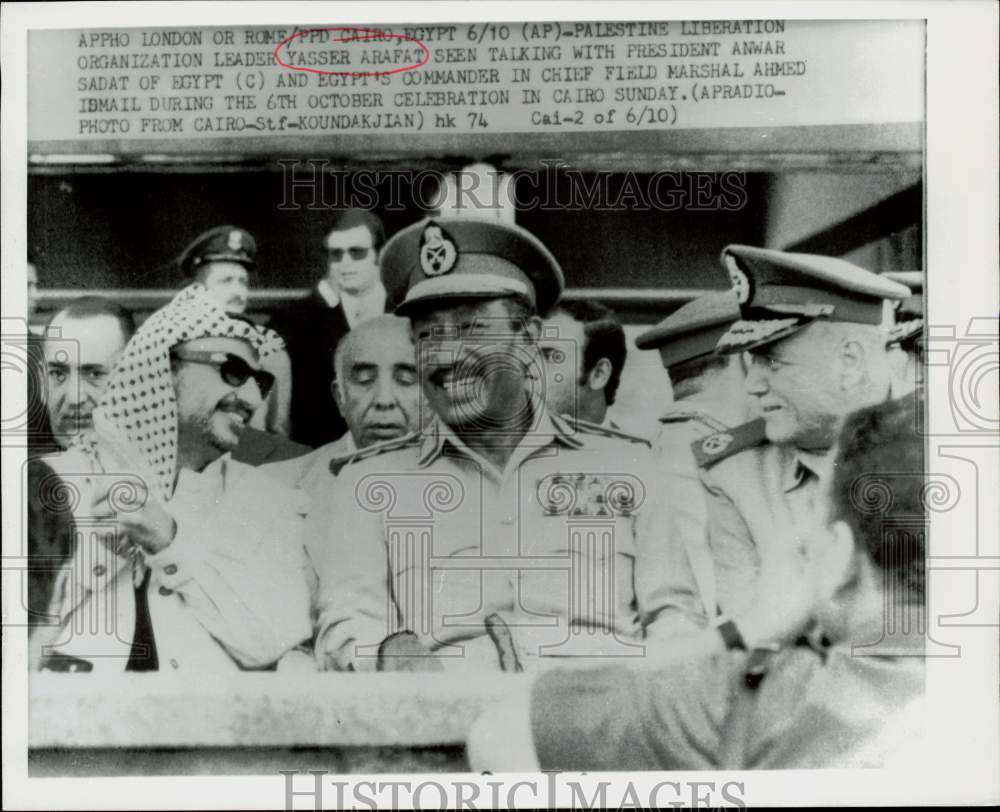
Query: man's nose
372 376 397 408
745 362 769 396
236 376 265 408
64 370 92 405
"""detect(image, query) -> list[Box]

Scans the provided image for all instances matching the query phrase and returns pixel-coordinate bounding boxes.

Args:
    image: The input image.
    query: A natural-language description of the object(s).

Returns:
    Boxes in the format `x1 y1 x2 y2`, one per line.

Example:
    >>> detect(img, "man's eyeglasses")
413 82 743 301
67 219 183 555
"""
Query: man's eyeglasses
170 350 275 397
327 246 373 262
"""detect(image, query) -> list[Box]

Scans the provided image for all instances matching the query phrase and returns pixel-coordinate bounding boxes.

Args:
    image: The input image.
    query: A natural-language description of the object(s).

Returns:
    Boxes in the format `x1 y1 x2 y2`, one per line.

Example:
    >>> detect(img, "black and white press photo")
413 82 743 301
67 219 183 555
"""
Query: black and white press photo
2 1 997 809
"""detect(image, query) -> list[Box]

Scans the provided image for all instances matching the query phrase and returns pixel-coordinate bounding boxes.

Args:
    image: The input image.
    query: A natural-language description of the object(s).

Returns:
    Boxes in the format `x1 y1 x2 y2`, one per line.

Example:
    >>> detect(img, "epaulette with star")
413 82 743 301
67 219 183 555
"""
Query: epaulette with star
692 418 767 468
564 416 652 448
329 431 421 475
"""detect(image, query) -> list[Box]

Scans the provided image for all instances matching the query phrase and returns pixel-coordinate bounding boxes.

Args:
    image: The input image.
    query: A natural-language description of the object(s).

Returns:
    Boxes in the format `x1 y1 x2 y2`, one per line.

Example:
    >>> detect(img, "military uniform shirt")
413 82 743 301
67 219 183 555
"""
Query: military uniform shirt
700 441 832 618
308 409 698 672
645 394 754 631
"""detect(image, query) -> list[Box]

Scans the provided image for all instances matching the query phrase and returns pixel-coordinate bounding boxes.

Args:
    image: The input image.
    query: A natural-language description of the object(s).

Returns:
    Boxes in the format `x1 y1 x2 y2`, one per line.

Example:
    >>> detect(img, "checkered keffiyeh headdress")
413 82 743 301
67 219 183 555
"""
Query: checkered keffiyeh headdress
80 284 277 502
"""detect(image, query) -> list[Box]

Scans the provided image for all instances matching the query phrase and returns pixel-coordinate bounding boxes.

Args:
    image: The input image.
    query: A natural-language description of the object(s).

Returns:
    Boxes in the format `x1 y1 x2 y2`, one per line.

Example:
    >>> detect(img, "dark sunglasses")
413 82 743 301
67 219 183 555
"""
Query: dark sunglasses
327 246 373 262
171 350 275 397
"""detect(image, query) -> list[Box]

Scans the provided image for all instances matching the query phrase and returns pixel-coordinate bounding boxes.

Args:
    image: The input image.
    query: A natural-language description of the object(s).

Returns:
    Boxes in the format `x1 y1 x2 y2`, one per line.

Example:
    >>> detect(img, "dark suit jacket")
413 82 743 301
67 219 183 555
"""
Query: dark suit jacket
232 427 312 467
27 332 59 457
270 289 349 448
26 457 76 626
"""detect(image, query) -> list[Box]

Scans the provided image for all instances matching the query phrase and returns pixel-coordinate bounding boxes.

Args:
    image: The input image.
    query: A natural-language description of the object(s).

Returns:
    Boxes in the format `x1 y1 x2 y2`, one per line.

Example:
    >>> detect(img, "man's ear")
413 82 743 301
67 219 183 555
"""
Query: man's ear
587 357 613 392
331 378 345 410
838 338 867 390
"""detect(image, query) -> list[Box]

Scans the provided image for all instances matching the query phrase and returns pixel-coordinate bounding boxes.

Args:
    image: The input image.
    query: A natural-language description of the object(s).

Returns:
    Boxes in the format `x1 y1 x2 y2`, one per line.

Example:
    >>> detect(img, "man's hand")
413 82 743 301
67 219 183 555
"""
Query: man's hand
739 463 824 647
90 476 177 557
376 631 444 673
740 547 819 648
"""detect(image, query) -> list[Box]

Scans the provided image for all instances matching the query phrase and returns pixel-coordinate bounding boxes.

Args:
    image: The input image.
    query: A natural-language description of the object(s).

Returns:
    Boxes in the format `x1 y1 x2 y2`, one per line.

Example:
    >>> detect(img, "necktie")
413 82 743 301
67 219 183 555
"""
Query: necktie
125 567 159 671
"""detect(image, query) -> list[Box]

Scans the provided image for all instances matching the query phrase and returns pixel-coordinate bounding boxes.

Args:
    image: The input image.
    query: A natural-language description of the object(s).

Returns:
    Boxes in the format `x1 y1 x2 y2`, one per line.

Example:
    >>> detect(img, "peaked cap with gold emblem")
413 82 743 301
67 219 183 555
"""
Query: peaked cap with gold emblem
382 218 564 317
715 244 911 354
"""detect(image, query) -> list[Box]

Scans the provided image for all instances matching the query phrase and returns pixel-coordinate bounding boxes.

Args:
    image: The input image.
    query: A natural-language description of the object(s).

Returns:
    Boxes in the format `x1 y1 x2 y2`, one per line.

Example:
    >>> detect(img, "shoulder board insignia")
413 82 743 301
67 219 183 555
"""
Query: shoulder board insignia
693 418 767 468
659 410 730 432
564 416 652 448
330 431 421 475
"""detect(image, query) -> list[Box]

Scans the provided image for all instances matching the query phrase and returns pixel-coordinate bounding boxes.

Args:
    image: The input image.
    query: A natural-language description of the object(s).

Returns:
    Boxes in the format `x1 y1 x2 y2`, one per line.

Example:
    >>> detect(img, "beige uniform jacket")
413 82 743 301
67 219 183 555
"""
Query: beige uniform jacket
648 395 751 628
307 411 704 672
699 438 832 617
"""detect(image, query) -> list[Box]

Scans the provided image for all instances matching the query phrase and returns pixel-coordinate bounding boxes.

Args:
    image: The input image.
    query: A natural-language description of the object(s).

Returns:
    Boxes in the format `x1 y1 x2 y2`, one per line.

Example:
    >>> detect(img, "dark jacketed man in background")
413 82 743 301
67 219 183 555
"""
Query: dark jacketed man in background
42 296 135 451
26 258 59 456
27 259 40 321
275 209 388 447
37 285 312 673
266 314 425 496
308 218 701 673
29 297 135 646
633 290 753 626
693 246 911 616
538 300 627 428
469 391 927 771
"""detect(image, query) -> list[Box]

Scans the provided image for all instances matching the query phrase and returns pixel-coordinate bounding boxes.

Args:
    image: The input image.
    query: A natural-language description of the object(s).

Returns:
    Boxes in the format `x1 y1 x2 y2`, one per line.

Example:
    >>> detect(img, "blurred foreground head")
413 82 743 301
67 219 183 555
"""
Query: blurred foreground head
806 392 925 642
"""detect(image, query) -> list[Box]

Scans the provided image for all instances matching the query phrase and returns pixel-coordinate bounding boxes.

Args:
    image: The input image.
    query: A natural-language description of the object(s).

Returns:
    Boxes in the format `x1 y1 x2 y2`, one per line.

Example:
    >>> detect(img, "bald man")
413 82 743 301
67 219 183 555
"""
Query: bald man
265 314 423 496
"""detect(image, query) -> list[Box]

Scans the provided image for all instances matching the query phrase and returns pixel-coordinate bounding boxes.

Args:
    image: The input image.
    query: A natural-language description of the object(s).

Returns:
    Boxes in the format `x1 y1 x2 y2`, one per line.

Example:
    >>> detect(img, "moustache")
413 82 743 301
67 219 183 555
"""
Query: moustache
216 394 256 423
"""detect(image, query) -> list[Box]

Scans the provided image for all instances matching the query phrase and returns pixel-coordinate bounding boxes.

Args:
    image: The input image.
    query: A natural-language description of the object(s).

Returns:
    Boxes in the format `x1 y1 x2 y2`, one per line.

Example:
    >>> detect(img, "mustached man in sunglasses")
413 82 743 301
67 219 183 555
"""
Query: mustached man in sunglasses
271 208 388 448
178 225 295 440
33 285 312 674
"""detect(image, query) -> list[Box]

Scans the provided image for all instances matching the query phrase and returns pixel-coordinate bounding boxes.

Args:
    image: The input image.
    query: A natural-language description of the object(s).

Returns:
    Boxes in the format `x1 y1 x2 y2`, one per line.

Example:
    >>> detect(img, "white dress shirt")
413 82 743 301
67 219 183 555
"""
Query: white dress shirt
43 451 313 672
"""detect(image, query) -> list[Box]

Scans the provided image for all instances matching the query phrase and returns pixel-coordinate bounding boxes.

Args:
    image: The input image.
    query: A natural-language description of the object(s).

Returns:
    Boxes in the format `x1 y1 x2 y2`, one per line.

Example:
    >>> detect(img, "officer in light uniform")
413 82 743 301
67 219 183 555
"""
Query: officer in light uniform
633 290 756 625
693 245 911 617
308 219 701 672
468 390 928 771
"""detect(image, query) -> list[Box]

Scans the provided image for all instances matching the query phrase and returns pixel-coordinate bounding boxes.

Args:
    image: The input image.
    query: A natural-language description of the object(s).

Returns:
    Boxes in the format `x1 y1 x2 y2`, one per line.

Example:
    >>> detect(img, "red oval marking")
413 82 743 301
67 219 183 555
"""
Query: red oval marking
273 27 430 77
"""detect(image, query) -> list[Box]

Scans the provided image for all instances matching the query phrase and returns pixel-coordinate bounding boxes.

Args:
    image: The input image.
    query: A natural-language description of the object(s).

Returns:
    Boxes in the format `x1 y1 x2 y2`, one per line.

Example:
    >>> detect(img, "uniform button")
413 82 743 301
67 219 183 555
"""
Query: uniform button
92 564 106 577
170 658 179 670
501 516 514 525
163 564 178 576
158 585 173 596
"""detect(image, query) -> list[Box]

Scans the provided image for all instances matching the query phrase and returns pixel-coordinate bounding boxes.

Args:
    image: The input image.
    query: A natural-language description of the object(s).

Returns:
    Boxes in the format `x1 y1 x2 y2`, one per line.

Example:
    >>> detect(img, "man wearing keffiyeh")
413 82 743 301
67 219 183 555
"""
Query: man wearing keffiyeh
35 285 312 673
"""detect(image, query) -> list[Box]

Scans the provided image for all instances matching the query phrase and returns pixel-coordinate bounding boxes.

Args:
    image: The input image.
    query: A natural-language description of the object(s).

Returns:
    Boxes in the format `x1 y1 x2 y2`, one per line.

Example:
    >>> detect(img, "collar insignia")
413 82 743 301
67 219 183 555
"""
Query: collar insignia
702 432 734 456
